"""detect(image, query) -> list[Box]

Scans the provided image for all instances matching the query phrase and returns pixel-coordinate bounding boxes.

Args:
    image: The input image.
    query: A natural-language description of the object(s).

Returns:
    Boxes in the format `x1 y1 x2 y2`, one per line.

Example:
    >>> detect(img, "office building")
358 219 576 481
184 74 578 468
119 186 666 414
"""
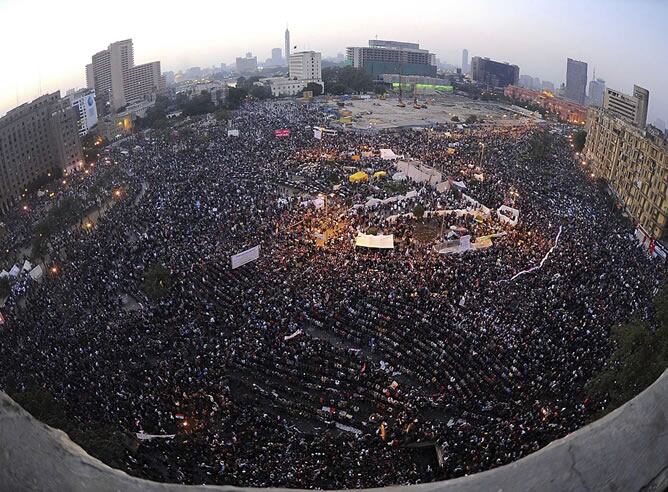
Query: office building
461 49 469 75
236 53 258 74
633 85 649 129
588 78 606 107
163 71 176 86
0 92 82 212
346 40 437 79
86 39 163 113
470 57 519 87
266 51 323 97
65 89 98 136
604 85 649 128
541 81 555 93
584 107 668 242
654 118 666 133
289 51 321 81
266 48 283 67
565 58 587 105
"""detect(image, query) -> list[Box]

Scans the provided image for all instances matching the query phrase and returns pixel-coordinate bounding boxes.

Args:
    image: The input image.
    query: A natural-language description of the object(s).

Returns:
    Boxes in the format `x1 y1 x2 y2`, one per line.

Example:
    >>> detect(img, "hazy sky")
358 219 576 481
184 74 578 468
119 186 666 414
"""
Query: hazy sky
1 0 667 121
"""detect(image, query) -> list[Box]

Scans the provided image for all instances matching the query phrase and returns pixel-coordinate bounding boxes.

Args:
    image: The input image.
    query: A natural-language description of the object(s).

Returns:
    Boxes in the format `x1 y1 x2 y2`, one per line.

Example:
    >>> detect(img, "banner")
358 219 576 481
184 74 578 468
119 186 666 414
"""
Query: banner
313 128 322 140
231 245 260 269
274 129 291 138
227 129 239 137
355 234 394 249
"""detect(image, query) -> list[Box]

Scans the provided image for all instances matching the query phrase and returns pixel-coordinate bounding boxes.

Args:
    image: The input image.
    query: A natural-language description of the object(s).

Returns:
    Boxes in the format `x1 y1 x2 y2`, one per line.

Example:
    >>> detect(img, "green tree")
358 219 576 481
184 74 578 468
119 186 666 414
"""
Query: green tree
413 203 425 219
574 130 587 152
587 287 668 417
451 116 460 122
249 84 272 100
464 115 478 125
225 87 248 109
302 82 323 97
143 264 172 301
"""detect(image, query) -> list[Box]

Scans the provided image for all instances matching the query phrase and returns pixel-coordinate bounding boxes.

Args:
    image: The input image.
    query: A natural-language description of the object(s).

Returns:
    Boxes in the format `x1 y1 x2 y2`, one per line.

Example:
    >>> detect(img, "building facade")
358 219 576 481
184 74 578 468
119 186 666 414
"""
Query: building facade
588 78 606 107
565 58 587 105
236 54 258 74
346 40 437 79
289 51 322 81
86 39 163 113
470 57 519 87
603 85 649 128
0 92 82 212
584 107 668 240
285 28 290 67
504 86 587 124
461 49 469 75
65 89 98 136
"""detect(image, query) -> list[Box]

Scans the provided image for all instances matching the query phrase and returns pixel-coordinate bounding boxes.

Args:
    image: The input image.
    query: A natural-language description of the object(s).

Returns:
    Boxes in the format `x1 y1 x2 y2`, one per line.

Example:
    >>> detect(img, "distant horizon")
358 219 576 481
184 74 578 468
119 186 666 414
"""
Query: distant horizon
1 0 666 122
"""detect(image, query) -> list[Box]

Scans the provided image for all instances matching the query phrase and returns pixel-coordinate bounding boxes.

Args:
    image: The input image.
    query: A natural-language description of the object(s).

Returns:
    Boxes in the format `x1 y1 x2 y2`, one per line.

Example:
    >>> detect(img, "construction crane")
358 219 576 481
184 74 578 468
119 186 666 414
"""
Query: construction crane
397 52 406 107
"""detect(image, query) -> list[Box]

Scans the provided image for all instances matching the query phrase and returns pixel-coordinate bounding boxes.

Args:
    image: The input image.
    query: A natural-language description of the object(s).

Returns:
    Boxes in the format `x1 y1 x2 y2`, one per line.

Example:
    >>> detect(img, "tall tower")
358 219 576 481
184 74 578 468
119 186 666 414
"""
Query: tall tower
285 26 291 68
462 49 469 74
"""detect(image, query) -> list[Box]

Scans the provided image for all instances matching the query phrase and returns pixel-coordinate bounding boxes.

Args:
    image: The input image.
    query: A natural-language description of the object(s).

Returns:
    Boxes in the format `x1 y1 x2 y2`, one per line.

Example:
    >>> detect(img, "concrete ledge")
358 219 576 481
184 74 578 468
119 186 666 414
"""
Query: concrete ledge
1 370 667 492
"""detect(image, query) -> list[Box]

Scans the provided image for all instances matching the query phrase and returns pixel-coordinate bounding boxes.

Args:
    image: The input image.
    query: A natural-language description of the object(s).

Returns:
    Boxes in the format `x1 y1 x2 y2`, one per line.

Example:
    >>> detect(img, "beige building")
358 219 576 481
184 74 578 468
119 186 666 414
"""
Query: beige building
289 51 322 81
584 107 668 241
603 85 649 128
0 92 82 212
87 39 163 113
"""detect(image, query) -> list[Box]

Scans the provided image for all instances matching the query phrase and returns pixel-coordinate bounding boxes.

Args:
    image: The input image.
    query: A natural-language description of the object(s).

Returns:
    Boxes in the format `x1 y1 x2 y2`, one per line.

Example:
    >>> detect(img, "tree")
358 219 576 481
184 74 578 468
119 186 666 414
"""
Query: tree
451 116 460 122
143 264 172 301
225 87 247 109
249 84 272 100
464 115 478 125
322 66 374 94
587 287 668 417
574 130 587 152
413 203 425 219
302 82 323 97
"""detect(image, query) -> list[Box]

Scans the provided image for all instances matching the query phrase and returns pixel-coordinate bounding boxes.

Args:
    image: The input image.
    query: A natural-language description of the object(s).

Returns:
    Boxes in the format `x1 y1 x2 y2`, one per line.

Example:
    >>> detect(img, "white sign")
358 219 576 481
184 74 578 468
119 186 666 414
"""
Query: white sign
355 234 394 249
227 129 240 137
313 128 322 140
231 245 260 269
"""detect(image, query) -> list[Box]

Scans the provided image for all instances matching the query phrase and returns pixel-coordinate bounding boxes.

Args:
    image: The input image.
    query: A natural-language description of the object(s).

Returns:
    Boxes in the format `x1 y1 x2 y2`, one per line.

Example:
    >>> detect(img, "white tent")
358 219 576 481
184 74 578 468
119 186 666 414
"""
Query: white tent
28 265 43 281
22 260 32 272
9 265 20 277
497 205 520 227
392 172 407 181
380 149 400 160
355 234 394 249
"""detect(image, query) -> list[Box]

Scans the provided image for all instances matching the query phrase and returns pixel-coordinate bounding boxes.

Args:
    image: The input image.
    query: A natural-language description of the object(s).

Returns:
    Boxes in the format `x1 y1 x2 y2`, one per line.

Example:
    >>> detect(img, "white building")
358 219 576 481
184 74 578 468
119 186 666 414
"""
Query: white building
86 39 164 112
65 89 98 136
288 51 322 81
265 51 323 97
604 85 650 128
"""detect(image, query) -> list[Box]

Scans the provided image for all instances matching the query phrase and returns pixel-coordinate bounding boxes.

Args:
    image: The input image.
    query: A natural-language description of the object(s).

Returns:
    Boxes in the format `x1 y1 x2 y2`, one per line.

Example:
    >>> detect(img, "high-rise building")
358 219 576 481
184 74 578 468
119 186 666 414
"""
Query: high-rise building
461 49 469 74
285 27 291 66
236 53 258 74
584 106 668 241
0 92 82 211
346 40 437 78
289 51 322 81
654 118 666 133
470 57 519 87
604 85 650 128
65 89 98 136
86 39 163 113
541 80 555 93
565 58 587 105
588 78 606 107
633 85 649 129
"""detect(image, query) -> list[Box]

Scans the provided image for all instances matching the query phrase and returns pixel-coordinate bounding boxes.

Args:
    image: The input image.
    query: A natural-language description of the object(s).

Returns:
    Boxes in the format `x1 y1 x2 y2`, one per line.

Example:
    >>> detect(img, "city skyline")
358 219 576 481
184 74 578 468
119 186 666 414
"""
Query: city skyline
1 0 667 121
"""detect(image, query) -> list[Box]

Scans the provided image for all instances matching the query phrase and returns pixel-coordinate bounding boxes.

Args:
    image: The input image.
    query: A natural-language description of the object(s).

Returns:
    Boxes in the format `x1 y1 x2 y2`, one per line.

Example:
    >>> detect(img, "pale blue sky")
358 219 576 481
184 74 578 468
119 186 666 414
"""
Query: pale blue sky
1 0 666 121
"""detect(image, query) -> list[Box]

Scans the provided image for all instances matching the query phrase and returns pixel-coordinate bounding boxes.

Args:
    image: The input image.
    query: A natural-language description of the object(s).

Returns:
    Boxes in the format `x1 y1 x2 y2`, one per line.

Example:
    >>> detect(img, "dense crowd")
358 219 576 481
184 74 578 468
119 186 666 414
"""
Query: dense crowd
0 100 663 488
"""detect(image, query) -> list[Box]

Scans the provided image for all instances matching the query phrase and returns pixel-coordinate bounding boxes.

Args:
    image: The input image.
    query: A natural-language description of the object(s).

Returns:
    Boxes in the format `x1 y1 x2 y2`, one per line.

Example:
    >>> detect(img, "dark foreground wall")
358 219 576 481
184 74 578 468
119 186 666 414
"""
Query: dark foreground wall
1 371 668 492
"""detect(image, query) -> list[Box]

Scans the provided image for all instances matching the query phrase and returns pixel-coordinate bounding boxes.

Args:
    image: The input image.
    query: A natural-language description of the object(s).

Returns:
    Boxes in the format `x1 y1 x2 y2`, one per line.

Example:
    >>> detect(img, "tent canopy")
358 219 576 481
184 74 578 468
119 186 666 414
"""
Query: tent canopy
373 171 388 179
349 172 369 183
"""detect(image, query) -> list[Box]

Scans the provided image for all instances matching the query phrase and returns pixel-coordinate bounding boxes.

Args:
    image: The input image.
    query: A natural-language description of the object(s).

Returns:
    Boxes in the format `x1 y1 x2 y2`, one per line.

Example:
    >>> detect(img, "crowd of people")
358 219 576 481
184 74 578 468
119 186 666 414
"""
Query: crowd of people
0 100 664 488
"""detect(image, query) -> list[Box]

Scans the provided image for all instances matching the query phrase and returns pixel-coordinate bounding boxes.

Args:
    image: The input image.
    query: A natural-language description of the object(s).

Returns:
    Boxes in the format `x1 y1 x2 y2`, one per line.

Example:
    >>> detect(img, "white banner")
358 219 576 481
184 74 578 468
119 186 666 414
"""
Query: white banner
227 129 240 137
355 234 394 249
231 245 260 269
313 128 322 140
